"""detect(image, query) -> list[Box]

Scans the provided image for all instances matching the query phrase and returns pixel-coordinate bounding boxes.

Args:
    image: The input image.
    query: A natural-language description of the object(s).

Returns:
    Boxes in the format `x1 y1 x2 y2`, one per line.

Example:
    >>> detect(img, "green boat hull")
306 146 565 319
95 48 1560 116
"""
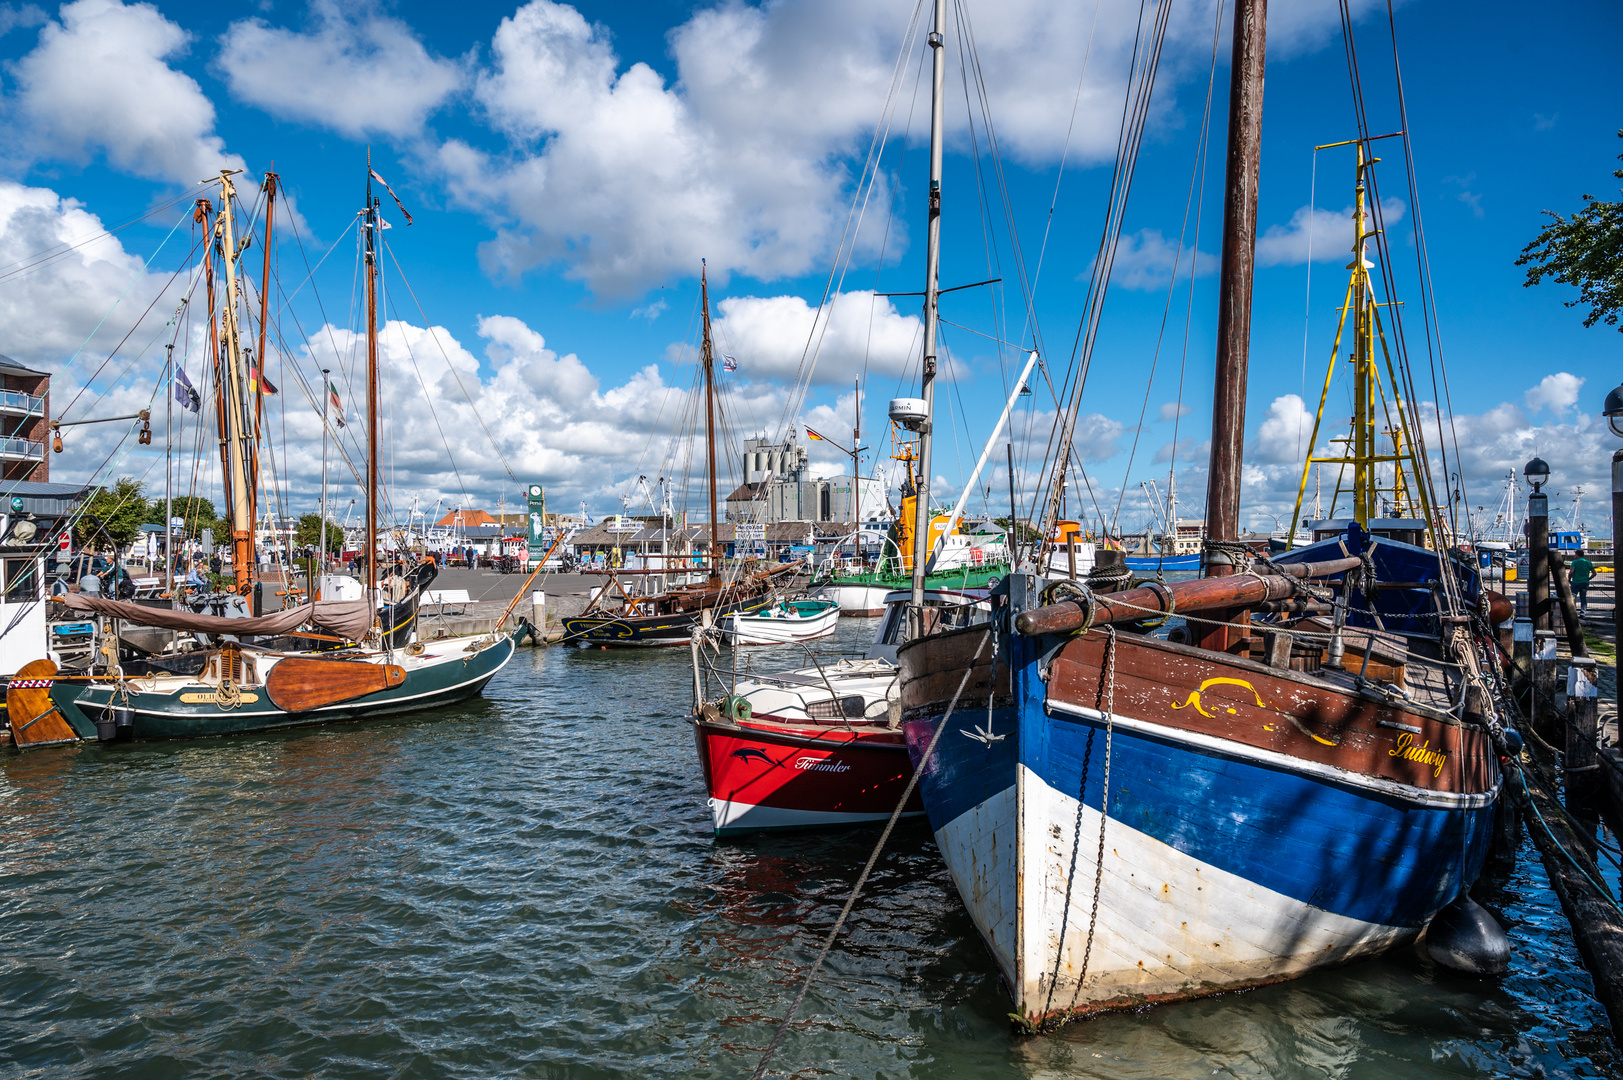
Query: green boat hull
50 632 518 741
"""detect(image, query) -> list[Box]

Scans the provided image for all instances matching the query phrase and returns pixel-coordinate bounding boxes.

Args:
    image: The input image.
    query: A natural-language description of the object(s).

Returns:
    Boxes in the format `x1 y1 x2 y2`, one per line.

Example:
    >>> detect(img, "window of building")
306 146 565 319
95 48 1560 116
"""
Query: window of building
4 558 38 603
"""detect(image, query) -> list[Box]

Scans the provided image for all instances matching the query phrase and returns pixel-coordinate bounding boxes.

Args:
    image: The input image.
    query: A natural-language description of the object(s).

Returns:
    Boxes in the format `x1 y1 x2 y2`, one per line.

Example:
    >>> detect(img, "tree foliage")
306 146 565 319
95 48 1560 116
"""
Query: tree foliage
993 516 1043 543
146 495 218 535
294 513 343 554
1516 130 1623 332
75 478 150 547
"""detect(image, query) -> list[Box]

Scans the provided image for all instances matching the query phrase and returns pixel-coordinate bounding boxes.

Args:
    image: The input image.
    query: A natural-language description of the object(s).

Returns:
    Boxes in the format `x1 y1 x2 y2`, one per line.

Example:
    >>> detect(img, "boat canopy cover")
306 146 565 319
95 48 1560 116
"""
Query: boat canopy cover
55 594 376 641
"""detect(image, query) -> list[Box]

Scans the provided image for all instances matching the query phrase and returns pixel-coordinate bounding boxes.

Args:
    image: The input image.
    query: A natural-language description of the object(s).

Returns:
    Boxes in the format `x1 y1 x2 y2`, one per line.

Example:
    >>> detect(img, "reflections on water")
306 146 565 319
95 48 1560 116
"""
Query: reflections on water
0 620 1615 1078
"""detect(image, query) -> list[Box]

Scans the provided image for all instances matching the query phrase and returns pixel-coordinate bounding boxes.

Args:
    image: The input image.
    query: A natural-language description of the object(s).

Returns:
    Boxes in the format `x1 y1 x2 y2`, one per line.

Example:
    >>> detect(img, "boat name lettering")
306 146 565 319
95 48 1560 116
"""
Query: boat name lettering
1389 731 1447 777
179 691 260 705
794 756 851 773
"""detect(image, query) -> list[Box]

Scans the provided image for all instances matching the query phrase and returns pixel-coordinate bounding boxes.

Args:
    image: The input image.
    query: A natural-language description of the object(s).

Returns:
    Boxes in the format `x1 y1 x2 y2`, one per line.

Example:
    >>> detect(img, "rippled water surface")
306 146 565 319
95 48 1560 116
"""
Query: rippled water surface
2 622 1618 1078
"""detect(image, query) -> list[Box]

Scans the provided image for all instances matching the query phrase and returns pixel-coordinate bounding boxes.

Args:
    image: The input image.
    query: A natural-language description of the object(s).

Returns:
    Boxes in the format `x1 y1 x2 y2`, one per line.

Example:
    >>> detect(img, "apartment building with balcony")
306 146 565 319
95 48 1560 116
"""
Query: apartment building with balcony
0 356 48 483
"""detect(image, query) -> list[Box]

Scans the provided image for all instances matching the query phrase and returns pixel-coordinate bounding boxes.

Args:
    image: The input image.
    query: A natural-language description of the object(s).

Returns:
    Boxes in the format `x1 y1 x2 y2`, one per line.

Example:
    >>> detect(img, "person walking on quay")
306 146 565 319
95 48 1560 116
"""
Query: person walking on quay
1570 551 1596 616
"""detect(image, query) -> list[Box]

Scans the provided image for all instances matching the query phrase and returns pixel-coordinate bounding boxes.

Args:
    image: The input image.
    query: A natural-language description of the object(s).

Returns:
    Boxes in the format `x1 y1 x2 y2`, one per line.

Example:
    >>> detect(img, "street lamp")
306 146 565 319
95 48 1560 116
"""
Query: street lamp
1604 383 1623 437
1523 456 1550 494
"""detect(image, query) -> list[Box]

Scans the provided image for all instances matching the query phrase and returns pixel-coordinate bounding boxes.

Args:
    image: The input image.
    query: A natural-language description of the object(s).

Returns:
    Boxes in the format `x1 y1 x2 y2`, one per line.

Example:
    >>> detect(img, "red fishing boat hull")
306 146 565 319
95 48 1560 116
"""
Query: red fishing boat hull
692 715 925 835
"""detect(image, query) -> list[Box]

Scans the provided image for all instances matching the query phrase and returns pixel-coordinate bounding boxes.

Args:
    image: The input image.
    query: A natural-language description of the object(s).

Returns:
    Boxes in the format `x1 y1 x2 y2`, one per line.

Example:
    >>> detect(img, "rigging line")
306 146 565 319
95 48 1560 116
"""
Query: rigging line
862 29 930 388
1384 0 1467 522
1111 0 1225 532
748 628 993 1080
72 268 205 432
382 238 517 482
955 0 1055 365
1300 147 1317 462
952 0 1010 386
267 271 366 489
1338 2 1457 587
282 201 358 407
0 185 204 284
1039 0 1171 539
772 0 926 441
1168 77 1220 515
1021 0 1103 349
57 214 197 422
272 212 360 318
379 290 473 506
937 317 1029 351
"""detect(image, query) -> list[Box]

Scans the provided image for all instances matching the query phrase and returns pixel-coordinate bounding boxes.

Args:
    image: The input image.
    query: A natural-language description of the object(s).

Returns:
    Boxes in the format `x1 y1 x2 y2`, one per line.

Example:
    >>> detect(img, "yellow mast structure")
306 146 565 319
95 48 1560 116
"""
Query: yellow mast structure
1287 140 1437 548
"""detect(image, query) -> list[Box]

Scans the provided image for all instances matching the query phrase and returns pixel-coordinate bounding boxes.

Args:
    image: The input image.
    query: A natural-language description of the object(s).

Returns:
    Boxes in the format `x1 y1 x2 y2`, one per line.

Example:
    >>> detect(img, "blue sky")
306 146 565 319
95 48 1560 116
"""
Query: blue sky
0 0 1618 534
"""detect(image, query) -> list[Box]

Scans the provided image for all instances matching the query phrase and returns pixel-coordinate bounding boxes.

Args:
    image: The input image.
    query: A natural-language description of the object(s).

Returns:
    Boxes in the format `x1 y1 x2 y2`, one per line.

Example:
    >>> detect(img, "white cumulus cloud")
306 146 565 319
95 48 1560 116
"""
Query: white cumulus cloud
1524 372 1583 416
218 2 464 140
6 0 245 184
1256 197 1406 268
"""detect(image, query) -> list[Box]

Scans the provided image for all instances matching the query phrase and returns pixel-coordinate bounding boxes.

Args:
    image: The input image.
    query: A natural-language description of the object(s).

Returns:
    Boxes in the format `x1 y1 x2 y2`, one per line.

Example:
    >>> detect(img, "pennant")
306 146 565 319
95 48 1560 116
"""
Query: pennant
261 371 279 396
329 384 345 427
721 354 737 372
804 426 827 442
173 365 200 414
248 362 259 395
370 169 414 226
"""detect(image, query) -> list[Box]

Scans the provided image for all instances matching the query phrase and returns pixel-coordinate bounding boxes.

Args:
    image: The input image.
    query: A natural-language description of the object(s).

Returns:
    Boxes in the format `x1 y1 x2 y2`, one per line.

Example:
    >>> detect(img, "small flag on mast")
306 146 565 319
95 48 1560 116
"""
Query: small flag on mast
804 426 828 442
173 365 200 414
721 354 737 372
329 384 345 427
370 169 414 225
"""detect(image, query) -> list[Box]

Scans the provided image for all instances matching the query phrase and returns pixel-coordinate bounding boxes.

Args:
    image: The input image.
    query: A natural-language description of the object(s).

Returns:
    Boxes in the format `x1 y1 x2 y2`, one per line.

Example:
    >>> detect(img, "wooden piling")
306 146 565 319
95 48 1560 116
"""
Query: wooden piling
1567 657 1601 814
1534 630 1561 745
1515 753 1623 1046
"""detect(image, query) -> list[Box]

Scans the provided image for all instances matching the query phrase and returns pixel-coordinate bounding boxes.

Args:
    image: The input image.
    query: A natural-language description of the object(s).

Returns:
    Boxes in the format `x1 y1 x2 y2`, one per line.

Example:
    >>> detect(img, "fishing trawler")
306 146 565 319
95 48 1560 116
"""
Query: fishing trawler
897 0 1511 1027
24 165 515 743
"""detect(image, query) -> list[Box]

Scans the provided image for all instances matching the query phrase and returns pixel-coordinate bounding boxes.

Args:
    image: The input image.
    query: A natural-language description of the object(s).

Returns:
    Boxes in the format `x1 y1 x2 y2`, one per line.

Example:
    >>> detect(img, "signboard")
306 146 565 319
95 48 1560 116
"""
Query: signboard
170 517 185 527
526 484 547 565
607 515 641 534
736 523 765 541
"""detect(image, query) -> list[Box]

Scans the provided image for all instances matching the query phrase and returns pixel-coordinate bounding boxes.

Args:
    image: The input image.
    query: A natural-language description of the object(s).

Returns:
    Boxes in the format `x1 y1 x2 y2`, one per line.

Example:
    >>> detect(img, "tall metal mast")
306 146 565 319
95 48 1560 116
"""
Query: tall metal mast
700 261 721 584
909 0 947 612
1198 0 1266 650
213 172 258 595
320 367 331 580
364 156 381 597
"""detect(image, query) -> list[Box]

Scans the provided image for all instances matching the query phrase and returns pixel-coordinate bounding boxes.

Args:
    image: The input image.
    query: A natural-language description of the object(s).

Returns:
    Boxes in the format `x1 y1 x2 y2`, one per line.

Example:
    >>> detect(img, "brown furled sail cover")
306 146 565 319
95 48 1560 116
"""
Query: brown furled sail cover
54 594 375 641
264 657 407 713
7 658 79 748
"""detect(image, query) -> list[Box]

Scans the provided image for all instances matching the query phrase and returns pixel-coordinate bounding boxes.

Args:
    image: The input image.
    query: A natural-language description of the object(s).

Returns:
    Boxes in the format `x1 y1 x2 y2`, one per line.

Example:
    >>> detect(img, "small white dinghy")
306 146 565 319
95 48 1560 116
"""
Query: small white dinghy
721 598 840 646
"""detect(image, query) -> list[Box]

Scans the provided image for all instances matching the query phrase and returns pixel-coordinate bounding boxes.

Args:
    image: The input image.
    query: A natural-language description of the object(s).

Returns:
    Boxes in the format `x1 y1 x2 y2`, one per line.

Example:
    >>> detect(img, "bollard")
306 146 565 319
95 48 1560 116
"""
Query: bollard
1512 617 1534 691
1530 488 1551 632
1533 630 1560 745
1567 656 1601 814
532 590 546 631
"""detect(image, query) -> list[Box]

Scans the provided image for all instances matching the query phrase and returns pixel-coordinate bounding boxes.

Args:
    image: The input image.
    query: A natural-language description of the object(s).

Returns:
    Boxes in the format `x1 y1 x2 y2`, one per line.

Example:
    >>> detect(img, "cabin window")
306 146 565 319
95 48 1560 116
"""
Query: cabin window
4 559 37 603
807 695 866 720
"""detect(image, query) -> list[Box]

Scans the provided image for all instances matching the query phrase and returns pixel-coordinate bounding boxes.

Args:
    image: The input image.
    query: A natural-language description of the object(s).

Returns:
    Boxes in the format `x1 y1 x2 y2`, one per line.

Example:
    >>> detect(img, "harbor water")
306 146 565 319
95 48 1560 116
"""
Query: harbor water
2 620 1618 1078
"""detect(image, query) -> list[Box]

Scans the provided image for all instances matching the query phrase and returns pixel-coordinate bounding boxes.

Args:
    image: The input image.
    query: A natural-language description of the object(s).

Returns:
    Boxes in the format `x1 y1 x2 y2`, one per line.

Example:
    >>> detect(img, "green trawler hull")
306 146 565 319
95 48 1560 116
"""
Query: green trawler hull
812 562 1011 615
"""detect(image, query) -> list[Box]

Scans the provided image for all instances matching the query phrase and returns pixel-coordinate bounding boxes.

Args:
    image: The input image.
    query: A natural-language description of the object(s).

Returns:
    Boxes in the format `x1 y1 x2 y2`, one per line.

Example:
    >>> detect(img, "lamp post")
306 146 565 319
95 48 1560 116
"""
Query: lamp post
1525 456 1551 632
1603 385 1623 649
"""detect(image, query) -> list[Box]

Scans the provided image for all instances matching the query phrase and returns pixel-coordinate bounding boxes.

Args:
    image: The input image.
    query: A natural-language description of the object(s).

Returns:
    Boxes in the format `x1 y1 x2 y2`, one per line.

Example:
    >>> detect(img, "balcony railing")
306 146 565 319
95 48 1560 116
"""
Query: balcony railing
0 437 45 461
0 391 42 416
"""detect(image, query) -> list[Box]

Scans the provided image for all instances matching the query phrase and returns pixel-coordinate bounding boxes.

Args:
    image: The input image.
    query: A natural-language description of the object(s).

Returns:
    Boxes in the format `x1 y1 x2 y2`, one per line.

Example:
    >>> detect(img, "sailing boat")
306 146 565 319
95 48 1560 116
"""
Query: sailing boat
562 263 795 648
39 166 516 741
689 3 1031 835
897 0 1510 1027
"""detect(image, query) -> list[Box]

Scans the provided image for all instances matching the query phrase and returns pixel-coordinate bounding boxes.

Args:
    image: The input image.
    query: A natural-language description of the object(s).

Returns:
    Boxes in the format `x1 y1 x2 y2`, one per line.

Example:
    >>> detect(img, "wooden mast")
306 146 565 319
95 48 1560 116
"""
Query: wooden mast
909 0 947 612
213 172 258 595
364 156 380 597
255 173 278 435
700 260 720 585
1198 0 1266 649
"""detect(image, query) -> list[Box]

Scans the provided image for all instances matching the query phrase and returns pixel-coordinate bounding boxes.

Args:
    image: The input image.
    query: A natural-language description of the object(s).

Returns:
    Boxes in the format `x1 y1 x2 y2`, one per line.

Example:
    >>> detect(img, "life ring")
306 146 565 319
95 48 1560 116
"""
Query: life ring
725 695 752 722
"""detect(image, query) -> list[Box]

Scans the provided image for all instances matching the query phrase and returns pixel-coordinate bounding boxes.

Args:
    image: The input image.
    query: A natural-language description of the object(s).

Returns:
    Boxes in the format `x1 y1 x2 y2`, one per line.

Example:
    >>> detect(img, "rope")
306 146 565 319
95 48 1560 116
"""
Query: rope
748 627 993 1080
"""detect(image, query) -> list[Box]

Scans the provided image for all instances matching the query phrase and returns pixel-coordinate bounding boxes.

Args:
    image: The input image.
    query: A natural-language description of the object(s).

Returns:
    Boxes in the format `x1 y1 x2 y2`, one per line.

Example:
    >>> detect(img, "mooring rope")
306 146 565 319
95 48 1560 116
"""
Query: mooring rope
748 627 993 1080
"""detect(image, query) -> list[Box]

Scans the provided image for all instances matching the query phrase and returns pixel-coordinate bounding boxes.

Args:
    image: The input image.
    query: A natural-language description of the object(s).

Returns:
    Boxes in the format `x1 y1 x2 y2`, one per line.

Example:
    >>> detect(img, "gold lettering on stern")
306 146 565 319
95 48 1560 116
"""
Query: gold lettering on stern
1388 731 1448 777
1170 676 1338 747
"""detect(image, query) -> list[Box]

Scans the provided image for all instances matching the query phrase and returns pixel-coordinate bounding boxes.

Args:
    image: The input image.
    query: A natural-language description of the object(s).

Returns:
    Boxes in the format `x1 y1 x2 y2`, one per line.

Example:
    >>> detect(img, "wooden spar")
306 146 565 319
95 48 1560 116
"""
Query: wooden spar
255 173 278 435
213 173 258 594
700 261 720 585
1013 554 1360 637
1199 0 1266 648
364 156 380 596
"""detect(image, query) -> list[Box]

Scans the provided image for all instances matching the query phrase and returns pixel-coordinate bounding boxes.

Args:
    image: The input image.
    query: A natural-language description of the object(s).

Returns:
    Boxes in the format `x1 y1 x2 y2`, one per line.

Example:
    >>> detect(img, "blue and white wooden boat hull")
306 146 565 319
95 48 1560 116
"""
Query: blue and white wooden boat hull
901 612 1499 1024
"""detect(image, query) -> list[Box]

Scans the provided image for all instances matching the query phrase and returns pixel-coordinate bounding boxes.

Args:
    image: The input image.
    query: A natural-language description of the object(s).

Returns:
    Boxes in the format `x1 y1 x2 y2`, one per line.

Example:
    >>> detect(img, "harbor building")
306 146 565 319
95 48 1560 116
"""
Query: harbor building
0 356 50 484
726 434 887 525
